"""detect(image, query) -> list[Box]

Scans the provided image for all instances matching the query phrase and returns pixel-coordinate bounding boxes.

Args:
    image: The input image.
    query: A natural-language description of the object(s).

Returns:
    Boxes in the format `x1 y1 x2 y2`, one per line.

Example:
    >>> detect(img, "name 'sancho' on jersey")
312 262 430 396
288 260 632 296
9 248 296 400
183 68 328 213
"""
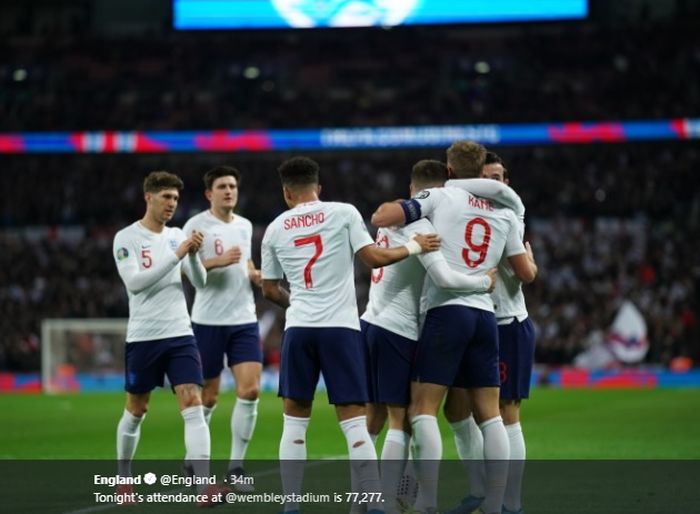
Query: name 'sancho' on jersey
283 212 326 230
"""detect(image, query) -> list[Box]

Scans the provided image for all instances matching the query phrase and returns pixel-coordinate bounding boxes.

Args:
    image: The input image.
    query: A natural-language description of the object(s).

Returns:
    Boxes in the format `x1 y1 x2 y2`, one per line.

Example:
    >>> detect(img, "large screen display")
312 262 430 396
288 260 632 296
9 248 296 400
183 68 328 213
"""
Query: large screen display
174 0 588 30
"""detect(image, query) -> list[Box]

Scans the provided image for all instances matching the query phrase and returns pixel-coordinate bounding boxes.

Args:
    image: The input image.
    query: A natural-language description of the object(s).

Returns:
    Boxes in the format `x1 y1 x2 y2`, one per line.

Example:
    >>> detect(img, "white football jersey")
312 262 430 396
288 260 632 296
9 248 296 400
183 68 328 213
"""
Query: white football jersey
361 218 443 341
444 179 529 322
183 210 257 326
492 217 529 322
113 222 203 342
411 187 525 312
261 201 374 330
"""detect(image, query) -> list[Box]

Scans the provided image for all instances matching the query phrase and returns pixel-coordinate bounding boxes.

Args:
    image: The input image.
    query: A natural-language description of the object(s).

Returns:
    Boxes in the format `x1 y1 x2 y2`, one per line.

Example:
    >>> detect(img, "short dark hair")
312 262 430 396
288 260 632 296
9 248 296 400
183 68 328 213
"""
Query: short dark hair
143 171 184 194
484 151 509 180
446 140 487 178
203 165 241 190
278 156 320 188
484 151 503 166
411 159 448 189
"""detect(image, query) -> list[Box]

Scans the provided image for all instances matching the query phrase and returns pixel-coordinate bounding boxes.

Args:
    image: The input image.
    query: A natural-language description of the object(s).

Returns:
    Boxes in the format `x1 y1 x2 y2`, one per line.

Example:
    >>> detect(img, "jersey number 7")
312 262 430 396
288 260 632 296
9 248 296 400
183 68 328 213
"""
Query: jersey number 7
294 235 323 289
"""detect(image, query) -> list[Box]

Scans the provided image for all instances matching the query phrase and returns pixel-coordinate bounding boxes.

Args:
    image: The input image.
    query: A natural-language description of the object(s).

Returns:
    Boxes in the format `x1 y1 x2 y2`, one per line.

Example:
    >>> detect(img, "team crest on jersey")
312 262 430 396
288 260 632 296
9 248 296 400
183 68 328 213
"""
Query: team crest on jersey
169 239 178 250
116 248 129 261
414 190 430 199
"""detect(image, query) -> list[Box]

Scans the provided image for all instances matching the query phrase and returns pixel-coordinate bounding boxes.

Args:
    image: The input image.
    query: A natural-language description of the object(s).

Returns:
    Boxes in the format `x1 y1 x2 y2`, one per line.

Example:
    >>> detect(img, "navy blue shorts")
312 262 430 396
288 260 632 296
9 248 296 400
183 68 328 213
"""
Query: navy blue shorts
124 335 203 394
361 320 416 406
414 305 500 389
279 327 369 405
498 317 536 400
192 322 262 379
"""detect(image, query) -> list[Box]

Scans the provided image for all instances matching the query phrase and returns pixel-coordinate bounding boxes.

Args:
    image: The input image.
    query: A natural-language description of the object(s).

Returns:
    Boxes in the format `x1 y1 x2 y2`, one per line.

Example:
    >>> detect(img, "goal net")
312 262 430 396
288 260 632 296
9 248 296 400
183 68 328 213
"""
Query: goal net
41 318 128 393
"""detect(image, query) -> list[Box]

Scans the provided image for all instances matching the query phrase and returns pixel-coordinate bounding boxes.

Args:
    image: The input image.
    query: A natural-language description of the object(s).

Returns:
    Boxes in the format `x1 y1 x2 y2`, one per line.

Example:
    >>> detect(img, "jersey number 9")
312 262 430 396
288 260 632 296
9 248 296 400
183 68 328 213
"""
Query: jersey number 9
462 217 492 268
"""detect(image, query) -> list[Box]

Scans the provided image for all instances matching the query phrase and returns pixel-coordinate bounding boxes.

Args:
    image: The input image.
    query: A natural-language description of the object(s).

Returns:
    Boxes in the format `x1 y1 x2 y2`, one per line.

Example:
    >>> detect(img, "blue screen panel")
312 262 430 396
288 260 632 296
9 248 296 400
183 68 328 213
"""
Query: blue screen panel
174 0 588 30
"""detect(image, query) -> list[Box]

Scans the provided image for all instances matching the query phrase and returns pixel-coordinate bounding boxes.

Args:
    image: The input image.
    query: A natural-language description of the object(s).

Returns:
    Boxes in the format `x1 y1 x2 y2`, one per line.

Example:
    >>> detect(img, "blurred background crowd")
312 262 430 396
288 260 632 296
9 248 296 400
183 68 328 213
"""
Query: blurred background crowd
1 0 698 372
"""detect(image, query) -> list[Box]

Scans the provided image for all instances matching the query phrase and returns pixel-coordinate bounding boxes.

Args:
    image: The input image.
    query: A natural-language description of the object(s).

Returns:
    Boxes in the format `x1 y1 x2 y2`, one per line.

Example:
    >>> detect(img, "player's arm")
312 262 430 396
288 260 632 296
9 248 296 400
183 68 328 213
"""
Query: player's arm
260 226 287 305
181 230 207 288
348 204 438 267
504 219 537 283
372 189 439 228
507 241 538 284
248 259 262 287
356 233 441 268
446 178 525 217
261 279 290 308
404 218 494 292
371 200 406 227
202 247 242 270
113 232 197 294
422 256 496 293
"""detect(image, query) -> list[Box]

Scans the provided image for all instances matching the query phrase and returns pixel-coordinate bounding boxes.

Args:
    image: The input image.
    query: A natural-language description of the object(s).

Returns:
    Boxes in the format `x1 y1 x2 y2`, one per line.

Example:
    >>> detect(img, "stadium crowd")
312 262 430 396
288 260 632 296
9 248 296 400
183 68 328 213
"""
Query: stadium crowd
1 21 699 131
1 143 698 371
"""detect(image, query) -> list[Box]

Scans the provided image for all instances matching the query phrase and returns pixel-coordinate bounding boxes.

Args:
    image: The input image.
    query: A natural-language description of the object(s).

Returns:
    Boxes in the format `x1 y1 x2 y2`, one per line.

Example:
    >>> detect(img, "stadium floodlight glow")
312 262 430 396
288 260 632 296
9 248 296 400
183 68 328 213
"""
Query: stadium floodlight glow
475 61 490 74
13 68 27 82
173 0 588 30
243 66 261 79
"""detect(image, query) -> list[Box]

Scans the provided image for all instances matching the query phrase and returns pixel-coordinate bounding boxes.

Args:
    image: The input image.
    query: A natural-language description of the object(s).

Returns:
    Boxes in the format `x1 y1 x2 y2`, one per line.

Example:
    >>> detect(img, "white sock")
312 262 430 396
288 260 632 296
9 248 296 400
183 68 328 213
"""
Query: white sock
350 431 380 512
229 397 259 470
402 441 420 507
380 429 410 512
450 415 486 498
411 415 442 511
340 416 381 511
504 422 525 512
279 414 309 512
116 409 144 477
480 416 509 514
181 405 211 493
203 404 216 425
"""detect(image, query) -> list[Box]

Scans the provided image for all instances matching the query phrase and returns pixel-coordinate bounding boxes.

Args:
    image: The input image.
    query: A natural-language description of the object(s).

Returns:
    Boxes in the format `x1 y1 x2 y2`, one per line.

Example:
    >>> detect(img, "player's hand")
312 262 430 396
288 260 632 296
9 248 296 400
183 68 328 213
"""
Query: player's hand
175 239 195 259
189 230 204 254
219 246 242 266
525 241 535 263
486 268 498 292
413 233 441 253
249 268 262 287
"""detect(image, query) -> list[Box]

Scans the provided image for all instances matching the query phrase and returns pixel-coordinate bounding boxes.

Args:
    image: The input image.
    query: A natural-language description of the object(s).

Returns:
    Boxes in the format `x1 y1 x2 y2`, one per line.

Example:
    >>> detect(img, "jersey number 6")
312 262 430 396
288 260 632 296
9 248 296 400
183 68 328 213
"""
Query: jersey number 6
294 235 323 289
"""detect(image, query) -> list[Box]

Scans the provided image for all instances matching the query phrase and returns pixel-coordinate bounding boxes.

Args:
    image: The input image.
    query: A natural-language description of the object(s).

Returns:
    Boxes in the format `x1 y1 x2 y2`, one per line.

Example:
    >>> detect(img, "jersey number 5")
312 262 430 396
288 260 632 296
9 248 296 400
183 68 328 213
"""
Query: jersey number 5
141 249 153 268
462 217 492 268
294 235 323 289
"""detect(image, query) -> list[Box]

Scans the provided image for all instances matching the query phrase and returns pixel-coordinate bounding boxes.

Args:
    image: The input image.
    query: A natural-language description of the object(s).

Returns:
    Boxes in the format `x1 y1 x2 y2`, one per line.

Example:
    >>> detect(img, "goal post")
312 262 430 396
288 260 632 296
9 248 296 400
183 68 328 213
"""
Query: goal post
41 318 128 394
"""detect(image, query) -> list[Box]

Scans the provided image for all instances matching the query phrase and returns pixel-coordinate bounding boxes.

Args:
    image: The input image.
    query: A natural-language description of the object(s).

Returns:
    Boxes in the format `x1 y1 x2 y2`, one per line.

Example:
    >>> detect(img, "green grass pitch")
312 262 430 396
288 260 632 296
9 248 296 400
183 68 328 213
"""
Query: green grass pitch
1 388 699 459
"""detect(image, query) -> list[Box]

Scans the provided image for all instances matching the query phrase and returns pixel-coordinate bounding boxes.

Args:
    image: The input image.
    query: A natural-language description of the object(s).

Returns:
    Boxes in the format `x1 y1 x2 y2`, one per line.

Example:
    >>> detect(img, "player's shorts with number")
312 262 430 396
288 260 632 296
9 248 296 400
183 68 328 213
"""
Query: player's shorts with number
124 335 203 393
414 305 500 389
498 317 536 400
